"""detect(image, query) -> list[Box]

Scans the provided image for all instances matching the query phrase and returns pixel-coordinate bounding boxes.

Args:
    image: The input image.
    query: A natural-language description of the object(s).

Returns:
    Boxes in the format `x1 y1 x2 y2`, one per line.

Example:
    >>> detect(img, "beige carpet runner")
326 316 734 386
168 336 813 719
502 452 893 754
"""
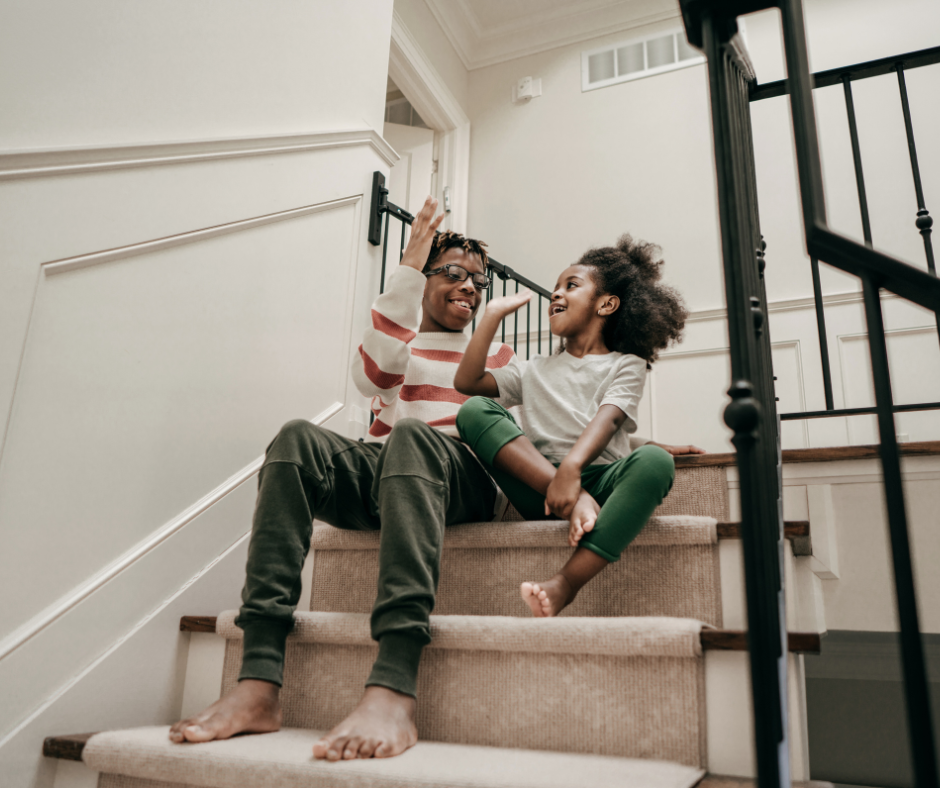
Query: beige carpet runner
215 611 709 767
311 515 723 626
84 727 706 788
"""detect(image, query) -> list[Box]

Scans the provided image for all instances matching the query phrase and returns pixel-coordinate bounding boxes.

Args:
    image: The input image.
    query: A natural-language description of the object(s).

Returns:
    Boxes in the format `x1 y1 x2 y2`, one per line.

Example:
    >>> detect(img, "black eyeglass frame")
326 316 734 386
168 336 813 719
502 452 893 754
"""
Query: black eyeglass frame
424 264 491 291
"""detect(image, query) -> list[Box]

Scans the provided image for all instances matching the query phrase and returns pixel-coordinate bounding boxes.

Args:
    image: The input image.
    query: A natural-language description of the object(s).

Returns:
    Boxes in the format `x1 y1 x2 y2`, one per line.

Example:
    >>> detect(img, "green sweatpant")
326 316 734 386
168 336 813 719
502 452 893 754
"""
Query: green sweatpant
235 418 497 696
455 397 675 562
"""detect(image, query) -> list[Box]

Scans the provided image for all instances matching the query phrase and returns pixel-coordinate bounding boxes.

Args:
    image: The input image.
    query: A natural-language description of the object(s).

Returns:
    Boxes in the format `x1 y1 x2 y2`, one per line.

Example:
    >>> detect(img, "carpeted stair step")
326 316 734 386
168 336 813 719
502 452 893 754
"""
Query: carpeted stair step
76 726 705 788
311 515 725 626
215 610 709 767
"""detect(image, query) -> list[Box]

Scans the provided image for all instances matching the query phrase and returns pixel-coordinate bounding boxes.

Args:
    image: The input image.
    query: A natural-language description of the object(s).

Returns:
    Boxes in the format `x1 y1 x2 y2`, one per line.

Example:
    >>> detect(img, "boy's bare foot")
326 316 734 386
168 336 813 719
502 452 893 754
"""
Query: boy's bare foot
520 574 575 618
312 685 417 760
169 679 281 743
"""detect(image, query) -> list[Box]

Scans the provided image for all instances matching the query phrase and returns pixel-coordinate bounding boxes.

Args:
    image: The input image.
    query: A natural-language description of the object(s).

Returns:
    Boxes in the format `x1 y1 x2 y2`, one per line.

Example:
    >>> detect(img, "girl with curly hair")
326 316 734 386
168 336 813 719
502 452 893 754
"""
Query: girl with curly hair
454 235 700 617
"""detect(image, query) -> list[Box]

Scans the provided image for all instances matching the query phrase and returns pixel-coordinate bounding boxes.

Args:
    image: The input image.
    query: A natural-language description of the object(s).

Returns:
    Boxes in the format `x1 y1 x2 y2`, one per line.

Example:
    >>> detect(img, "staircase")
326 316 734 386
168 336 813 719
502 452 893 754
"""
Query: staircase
43 455 827 788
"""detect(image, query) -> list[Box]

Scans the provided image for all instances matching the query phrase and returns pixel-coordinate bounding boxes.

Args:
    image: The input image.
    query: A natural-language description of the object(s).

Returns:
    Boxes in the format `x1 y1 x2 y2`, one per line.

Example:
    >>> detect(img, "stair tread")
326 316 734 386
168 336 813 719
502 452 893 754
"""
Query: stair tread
216 611 706 657
80 726 706 788
180 614 823 654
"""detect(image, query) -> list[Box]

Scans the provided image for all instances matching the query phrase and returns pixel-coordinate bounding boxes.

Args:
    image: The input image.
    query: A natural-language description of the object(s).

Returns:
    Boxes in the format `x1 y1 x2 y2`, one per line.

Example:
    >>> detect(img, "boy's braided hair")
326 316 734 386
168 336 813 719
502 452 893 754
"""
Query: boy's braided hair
579 234 687 362
423 230 490 271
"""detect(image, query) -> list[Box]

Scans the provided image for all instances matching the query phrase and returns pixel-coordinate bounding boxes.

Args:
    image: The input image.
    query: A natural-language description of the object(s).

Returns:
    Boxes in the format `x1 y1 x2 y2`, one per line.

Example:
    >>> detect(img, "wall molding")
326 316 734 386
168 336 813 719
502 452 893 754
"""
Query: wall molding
42 197 361 276
686 289 900 324
0 402 344 663
0 129 398 182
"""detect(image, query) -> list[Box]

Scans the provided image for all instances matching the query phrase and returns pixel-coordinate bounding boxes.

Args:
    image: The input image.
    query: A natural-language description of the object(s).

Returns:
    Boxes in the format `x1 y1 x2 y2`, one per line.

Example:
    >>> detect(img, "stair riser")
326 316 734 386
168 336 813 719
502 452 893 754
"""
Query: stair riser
221 640 707 767
312 544 722 626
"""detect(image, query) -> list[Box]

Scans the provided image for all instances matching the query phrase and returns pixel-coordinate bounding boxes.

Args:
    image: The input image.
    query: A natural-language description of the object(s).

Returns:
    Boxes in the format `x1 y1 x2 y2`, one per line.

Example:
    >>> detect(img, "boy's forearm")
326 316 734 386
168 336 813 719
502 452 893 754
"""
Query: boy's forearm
454 313 501 395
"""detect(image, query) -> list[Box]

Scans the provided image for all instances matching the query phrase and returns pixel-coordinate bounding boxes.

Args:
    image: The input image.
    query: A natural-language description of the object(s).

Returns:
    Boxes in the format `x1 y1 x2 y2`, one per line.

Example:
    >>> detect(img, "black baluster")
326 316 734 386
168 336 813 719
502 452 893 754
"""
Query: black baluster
502 278 507 344
538 295 542 355
379 209 390 295
861 274 939 788
896 63 940 347
526 296 531 360
513 281 519 353
842 75 873 247
810 257 835 410
400 220 407 262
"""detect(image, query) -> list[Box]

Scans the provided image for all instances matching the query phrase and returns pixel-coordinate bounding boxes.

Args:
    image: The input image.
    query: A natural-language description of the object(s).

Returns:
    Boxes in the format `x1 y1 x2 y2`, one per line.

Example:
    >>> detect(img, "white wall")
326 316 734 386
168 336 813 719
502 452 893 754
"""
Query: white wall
0 3 394 786
466 0 940 452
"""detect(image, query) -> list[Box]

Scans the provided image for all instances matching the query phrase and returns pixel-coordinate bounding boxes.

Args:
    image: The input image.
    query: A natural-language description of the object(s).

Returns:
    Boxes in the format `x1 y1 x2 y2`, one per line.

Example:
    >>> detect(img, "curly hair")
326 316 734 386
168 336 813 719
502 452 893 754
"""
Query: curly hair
576 234 687 362
422 230 489 271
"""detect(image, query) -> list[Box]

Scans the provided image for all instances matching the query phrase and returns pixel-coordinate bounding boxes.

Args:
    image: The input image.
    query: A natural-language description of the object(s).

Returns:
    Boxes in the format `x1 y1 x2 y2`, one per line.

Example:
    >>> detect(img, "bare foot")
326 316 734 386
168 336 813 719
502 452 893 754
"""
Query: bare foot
520 574 574 618
169 679 281 743
568 491 600 547
312 685 417 760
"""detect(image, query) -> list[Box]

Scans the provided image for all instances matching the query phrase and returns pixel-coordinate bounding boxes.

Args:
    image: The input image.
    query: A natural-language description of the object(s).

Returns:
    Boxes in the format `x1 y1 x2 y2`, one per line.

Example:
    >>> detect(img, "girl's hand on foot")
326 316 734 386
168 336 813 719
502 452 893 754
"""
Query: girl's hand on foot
400 197 445 272
545 463 582 519
483 289 532 322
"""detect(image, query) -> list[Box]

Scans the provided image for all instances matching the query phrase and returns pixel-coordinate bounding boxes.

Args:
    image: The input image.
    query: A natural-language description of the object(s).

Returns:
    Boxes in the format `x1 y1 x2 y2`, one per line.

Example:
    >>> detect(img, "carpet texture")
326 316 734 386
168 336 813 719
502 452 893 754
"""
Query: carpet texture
310 517 723 625
88 727 706 788
214 612 708 766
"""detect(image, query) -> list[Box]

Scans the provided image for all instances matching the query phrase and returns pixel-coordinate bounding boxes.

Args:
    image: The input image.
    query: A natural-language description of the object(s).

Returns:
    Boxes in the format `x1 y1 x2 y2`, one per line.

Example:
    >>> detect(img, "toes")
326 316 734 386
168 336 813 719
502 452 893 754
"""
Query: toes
327 736 350 761
344 736 366 759
358 738 379 759
520 582 534 598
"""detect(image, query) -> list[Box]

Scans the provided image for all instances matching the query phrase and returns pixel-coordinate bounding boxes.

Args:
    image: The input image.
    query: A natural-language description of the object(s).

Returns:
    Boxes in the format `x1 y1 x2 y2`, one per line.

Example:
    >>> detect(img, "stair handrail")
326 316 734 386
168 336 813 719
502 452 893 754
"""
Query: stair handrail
368 171 553 359
683 2 940 787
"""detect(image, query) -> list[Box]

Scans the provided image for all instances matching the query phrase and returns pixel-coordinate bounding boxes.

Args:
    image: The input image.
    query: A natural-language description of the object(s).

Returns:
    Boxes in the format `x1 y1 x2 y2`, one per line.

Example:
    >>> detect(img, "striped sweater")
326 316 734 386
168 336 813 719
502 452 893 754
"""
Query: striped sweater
352 265 515 440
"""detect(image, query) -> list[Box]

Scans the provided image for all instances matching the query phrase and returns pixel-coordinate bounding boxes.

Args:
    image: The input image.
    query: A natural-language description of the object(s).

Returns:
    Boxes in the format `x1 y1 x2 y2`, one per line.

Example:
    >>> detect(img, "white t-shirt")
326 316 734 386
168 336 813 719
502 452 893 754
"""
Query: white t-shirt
490 350 647 465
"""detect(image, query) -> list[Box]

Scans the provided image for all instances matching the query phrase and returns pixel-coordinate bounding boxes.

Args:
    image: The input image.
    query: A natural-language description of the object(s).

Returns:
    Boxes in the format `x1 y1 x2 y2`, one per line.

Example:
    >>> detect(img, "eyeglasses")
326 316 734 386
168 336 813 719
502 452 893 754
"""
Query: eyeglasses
424 264 491 292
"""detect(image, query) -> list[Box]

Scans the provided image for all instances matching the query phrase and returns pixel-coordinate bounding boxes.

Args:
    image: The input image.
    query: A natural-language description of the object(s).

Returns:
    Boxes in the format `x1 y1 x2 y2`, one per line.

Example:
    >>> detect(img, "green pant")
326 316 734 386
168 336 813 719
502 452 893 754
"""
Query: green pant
235 418 497 696
456 397 674 562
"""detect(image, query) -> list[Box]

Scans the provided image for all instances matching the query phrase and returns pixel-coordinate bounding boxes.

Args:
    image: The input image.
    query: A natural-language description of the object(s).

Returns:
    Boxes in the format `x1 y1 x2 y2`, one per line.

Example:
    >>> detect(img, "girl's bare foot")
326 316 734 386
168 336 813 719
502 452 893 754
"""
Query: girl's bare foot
568 491 600 546
168 679 281 743
312 685 417 760
520 574 575 618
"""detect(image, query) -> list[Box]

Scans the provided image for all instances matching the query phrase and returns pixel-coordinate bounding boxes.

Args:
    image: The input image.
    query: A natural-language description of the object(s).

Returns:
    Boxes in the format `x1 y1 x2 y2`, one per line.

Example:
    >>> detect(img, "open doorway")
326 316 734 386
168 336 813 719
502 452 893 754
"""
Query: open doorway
384 76 435 220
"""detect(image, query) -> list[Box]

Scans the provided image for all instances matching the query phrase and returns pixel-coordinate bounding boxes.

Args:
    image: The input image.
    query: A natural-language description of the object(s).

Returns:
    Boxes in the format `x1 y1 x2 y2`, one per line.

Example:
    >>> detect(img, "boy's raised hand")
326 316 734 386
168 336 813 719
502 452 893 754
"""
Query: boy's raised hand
483 288 532 321
400 197 446 272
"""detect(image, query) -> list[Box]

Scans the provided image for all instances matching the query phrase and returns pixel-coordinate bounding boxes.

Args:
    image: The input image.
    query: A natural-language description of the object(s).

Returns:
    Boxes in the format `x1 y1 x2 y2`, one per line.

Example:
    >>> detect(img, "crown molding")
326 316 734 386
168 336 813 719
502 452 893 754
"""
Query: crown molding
425 0 681 71
0 128 398 181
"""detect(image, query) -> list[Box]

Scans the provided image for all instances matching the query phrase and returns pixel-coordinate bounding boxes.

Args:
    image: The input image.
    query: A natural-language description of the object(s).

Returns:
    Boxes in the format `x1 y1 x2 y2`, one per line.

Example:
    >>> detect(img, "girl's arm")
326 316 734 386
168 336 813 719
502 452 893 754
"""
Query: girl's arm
545 404 626 518
454 289 532 397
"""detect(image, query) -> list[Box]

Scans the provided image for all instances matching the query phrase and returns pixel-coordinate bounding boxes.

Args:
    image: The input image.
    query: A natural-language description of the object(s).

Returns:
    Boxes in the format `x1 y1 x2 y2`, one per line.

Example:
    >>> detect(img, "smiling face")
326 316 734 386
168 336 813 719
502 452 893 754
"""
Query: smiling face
420 247 486 332
548 264 611 338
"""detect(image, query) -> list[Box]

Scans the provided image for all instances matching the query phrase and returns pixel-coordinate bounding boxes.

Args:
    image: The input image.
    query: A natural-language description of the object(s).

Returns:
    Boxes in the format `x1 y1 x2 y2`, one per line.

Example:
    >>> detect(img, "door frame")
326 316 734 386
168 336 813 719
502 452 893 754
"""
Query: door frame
388 10 470 233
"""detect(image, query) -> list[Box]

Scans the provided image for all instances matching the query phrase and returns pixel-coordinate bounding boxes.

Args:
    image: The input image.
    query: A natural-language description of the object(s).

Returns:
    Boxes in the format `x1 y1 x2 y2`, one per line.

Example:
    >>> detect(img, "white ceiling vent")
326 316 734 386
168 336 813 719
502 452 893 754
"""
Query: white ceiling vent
582 30 704 92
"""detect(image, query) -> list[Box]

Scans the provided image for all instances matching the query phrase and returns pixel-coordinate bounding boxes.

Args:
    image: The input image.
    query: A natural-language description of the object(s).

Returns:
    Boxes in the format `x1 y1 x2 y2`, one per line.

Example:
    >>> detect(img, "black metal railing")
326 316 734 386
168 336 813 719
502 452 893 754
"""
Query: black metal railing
681 7 789 787
368 171 553 359
683 2 939 787
751 44 940 421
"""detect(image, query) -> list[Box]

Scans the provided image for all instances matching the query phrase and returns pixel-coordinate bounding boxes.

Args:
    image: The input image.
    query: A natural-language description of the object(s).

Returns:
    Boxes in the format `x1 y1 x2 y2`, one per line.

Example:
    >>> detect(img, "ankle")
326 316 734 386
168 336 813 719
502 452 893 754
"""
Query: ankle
551 573 577 604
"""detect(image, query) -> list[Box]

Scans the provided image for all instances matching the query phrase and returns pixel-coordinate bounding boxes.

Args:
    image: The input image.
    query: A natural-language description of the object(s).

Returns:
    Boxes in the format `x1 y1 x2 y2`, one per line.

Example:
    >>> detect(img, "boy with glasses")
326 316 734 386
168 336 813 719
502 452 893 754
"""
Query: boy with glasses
169 198 514 761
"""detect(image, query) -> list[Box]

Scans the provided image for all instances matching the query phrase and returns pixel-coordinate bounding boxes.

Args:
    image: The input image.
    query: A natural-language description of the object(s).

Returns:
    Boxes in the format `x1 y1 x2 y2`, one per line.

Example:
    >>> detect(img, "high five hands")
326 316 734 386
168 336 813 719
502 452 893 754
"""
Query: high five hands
483 288 532 321
400 197 445 272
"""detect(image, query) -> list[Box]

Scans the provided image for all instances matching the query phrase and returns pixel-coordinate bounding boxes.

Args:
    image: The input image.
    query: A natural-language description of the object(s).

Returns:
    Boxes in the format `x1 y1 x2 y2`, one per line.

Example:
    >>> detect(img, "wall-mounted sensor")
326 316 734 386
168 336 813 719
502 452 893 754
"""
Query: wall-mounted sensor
512 76 542 103
443 186 452 214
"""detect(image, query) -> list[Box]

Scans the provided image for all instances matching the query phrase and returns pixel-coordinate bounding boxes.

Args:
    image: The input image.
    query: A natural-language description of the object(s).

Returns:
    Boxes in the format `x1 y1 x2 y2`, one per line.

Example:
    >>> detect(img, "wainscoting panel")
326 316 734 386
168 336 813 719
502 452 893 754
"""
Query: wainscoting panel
0 198 360 643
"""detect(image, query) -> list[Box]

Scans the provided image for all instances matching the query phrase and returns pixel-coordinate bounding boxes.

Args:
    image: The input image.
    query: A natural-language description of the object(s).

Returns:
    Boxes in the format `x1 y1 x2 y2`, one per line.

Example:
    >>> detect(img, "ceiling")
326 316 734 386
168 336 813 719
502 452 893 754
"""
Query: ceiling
424 0 683 70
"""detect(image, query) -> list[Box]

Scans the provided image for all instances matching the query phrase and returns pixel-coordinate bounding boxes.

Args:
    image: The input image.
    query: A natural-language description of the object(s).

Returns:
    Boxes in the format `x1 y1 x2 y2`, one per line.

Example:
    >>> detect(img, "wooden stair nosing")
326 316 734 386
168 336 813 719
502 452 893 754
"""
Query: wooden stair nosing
43 732 95 761
179 616 822 653
674 439 940 469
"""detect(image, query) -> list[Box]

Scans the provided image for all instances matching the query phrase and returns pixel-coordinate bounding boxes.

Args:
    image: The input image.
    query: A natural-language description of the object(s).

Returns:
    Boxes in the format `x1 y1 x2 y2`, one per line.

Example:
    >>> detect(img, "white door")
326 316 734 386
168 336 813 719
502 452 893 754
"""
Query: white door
383 122 435 220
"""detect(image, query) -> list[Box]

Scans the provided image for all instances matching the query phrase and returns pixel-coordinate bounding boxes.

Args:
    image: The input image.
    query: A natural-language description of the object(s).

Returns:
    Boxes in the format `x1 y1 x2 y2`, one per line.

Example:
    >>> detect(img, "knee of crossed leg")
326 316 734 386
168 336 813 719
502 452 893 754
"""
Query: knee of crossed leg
379 418 447 478
627 444 676 495
455 395 494 443
266 419 331 468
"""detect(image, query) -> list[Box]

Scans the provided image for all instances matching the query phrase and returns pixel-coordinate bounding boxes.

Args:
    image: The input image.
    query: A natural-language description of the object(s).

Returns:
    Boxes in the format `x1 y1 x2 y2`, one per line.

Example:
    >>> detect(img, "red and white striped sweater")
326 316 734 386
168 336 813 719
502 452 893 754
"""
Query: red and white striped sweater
352 266 515 440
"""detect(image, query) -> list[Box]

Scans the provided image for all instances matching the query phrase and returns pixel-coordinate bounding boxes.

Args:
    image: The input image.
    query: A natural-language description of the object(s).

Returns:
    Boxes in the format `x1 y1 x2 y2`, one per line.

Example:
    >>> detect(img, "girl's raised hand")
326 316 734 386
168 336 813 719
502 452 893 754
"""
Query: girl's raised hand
483 288 532 321
400 197 446 272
